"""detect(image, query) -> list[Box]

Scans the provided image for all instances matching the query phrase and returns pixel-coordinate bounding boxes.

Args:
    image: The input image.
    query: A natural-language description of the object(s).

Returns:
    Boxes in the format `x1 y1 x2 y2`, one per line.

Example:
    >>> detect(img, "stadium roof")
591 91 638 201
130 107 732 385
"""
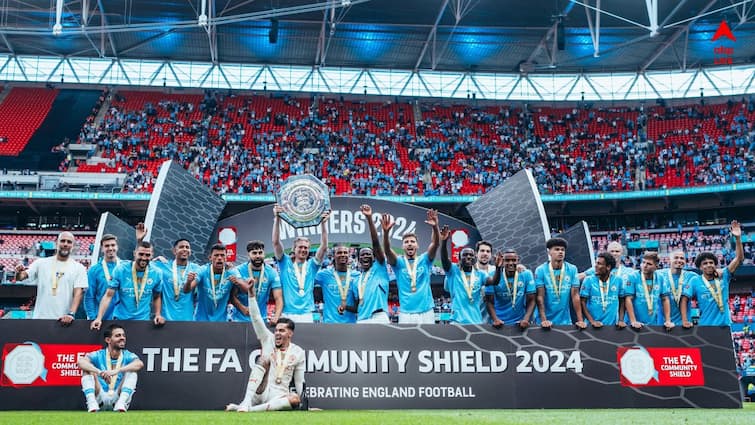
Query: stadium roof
1 0 753 74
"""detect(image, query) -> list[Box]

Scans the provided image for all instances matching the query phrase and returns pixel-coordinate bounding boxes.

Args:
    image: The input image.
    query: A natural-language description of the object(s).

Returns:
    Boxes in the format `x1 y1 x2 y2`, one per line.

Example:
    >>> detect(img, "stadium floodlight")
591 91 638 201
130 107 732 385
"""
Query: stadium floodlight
53 0 63 36
52 23 63 36
341 0 352 6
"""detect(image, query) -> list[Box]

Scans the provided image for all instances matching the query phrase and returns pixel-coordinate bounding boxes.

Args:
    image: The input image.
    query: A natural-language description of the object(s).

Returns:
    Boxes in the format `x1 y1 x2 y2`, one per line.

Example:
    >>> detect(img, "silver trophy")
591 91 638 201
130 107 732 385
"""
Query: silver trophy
276 174 331 228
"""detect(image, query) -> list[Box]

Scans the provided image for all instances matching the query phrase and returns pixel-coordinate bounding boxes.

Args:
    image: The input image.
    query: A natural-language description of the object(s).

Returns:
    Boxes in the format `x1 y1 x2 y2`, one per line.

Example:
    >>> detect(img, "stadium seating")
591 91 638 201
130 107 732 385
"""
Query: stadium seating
0 87 59 155
59 90 754 196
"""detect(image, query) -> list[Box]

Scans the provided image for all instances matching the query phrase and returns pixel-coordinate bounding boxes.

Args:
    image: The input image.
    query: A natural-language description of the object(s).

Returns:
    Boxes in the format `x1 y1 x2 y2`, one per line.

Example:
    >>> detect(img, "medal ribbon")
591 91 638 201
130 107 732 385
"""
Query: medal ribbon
333 269 350 302
358 268 373 305
209 266 226 309
52 261 66 296
102 258 118 282
642 275 656 316
505 271 519 307
249 263 266 296
548 263 565 296
406 258 418 292
274 348 288 385
294 262 307 295
667 270 684 304
598 278 609 312
700 276 724 312
172 261 188 300
459 270 476 303
106 350 124 395
131 263 149 307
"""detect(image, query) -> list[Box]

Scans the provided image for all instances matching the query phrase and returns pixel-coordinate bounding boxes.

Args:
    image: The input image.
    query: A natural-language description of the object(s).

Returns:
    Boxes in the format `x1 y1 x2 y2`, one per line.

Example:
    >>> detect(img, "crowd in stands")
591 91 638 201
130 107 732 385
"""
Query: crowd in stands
63 90 755 196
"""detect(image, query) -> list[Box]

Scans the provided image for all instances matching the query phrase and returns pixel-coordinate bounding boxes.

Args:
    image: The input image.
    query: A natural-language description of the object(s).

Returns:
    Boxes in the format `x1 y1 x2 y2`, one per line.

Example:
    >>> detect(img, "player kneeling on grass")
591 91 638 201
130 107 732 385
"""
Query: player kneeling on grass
226 276 305 412
77 324 144 412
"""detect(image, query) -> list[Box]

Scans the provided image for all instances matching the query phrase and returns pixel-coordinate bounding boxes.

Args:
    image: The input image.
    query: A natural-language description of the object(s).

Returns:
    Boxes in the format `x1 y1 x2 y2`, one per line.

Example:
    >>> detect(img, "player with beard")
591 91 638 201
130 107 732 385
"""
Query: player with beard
662 250 696 326
340 205 390 324
91 241 165 328
231 240 282 325
382 209 440 324
226 280 305 412
579 253 623 328
535 238 582 328
475 241 494 324
185 244 243 322
78 324 144 412
622 252 675 330
15 231 87 323
681 221 744 327
272 205 330 323
440 225 500 324
85 234 120 321
315 244 358 323
486 249 537 330
151 239 202 321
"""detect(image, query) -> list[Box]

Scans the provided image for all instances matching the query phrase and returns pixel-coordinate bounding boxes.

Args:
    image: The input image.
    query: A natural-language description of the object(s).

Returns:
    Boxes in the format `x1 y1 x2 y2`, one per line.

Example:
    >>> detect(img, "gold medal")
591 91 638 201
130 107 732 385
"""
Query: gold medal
106 350 123 396
700 275 725 312
406 258 418 292
209 266 226 309
274 349 287 386
459 269 476 303
172 260 188 301
249 263 266 296
52 260 67 296
667 270 684 304
333 269 350 303
505 271 519 308
358 268 372 305
293 261 307 297
549 263 565 296
598 278 609 312
131 263 149 307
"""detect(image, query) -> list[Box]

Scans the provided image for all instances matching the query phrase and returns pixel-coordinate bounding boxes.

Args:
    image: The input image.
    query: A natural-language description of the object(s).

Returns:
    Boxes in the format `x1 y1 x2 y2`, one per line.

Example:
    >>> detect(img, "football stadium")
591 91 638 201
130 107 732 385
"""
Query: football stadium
0 0 754 423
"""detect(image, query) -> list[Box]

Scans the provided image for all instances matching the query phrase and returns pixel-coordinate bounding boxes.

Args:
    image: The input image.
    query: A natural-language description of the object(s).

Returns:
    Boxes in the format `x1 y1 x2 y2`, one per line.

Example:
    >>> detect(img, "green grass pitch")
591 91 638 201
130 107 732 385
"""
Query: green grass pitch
1 405 754 425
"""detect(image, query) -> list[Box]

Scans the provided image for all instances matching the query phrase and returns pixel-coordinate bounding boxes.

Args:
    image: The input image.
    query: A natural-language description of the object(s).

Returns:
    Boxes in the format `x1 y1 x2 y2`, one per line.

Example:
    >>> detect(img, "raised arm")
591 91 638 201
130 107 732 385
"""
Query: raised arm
362 205 385 264
135 222 147 243
485 252 503 286
315 211 331 264
272 204 285 261
246 282 273 346
726 220 744 275
381 214 398 266
440 225 452 272
425 209 441 261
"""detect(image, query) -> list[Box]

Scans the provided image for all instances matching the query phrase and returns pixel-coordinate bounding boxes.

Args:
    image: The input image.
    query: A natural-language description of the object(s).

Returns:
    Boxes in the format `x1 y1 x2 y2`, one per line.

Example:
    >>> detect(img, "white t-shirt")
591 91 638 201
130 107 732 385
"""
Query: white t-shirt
21 256 88 319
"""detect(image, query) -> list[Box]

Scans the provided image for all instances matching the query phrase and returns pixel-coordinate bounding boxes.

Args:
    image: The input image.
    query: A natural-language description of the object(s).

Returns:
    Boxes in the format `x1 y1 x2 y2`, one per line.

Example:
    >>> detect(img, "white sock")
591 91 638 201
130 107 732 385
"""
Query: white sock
114 372 138 411
81 374 98 410
248 397 292 412
239 364 266 407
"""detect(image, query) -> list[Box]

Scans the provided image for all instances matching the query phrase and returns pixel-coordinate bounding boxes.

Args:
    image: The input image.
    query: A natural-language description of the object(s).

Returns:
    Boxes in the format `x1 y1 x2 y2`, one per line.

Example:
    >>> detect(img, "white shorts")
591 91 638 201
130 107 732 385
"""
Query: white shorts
398 309 435 324
357 311 390 324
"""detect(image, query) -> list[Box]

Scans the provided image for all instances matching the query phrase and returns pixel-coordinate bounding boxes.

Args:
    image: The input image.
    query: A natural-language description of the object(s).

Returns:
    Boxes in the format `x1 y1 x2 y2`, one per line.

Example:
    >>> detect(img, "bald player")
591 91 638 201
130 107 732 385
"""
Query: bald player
15 231 87 324
661 250 696 327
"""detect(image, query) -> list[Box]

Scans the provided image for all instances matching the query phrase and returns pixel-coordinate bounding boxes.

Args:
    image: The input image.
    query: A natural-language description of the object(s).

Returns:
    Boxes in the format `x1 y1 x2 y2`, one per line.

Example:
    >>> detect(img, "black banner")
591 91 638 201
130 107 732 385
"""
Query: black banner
0 321 742 410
